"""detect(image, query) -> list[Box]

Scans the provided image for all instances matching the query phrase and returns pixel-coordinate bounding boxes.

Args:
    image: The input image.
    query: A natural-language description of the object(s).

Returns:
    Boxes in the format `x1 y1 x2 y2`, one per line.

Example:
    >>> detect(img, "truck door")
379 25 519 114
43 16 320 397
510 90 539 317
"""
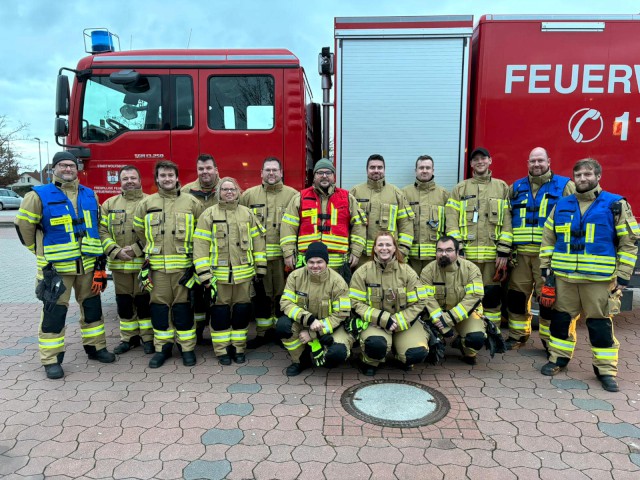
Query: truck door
76 68 172 196
169 70 199 183
198 69 284 189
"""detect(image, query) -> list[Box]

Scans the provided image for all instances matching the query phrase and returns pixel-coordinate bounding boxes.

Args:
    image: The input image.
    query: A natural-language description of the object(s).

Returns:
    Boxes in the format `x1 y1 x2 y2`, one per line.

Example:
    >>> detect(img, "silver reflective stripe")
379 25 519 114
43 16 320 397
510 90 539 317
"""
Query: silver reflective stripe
335 27 473 38
94 55 226 62
226 54 298 61
335 15 473 24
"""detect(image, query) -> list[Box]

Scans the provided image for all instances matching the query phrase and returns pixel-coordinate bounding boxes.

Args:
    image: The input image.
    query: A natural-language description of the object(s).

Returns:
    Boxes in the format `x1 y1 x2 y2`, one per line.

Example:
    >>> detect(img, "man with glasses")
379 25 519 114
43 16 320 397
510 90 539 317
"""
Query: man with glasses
506 147 573 352
281 158 366 278
15 151 116 379
181 153 221 344
240 157 297 348
421 236 487 365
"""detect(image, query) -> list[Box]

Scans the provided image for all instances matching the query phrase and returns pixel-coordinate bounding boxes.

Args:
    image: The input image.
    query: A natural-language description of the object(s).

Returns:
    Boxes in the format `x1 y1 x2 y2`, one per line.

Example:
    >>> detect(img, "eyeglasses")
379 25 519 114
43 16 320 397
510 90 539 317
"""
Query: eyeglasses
436 248 456 254
220 188 237 193
315 170 334 177
57 163 77 170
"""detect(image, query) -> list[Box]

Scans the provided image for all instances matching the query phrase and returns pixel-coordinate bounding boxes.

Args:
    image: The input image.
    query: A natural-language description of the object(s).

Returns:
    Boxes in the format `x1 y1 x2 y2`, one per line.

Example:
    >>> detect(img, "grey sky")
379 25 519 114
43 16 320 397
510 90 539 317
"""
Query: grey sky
2 0 638 171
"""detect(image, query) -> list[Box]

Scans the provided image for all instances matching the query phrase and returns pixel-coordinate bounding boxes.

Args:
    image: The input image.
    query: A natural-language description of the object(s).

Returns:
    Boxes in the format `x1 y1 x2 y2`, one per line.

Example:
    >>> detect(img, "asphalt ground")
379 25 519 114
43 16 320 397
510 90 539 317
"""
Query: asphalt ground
1 226 639 479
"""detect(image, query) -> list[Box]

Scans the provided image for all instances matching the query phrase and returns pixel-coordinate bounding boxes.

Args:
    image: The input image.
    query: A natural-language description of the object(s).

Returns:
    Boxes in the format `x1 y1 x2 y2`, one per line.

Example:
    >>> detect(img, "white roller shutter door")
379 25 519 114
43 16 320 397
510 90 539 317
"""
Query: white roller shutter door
337 38 467 191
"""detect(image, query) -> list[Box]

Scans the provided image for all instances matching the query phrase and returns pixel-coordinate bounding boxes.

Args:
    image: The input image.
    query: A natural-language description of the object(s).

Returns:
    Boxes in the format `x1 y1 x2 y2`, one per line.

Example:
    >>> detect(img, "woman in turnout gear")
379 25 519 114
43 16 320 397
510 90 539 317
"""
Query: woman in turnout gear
193 177 267 365
420 236 487 365
349 231 429 375
276 241 351 376
99 165 153 355
539 158 639 392
133 160 204 369
15 151 116 379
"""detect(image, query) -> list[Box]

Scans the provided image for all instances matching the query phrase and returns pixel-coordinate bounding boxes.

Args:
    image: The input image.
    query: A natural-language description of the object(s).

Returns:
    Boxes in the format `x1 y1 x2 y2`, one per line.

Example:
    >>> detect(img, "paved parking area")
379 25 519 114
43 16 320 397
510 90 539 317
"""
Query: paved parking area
1 228 639 479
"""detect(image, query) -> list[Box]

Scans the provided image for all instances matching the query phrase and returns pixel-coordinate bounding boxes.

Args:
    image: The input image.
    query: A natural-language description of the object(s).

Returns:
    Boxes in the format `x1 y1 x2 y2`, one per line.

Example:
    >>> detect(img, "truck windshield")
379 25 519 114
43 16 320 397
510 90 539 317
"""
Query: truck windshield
208 75 274 130
81 75 163 142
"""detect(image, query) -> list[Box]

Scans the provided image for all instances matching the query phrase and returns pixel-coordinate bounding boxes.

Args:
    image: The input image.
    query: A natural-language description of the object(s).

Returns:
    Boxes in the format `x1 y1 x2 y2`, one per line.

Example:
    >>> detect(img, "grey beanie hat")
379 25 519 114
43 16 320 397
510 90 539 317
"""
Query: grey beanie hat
313 158 335 174
52 151 78 168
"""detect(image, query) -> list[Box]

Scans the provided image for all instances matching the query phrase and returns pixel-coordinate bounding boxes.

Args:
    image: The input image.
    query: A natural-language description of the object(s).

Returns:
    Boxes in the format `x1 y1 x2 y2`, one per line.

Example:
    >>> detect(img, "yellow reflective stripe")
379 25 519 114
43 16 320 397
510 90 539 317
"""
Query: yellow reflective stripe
81 324 105 338
39 336 65 349
618 252 637 266
120 320 138 331
429 307 443 320
144 214 155 254
177 329 196 341
138 319 152 329
288 306 304 321
395 312 408 331
549 336 575 352
349 288 367 301
586 223 595 243
84 210 93 229
283 337 303 351
211 331 231 343
282 213 300 226
320 319 333 335
231 329 248 341
592 347 618 360
17 208 41 224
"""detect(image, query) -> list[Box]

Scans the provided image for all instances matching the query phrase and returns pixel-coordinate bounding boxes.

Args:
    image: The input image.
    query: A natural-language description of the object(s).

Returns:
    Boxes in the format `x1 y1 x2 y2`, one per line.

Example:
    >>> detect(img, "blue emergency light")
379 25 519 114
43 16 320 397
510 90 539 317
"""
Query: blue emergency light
83 28 120 54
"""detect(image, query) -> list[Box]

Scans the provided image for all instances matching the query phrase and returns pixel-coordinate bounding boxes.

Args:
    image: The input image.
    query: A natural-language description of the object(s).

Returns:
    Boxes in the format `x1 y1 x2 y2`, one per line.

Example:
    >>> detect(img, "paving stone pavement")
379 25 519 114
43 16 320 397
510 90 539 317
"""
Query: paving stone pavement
1 230 640 479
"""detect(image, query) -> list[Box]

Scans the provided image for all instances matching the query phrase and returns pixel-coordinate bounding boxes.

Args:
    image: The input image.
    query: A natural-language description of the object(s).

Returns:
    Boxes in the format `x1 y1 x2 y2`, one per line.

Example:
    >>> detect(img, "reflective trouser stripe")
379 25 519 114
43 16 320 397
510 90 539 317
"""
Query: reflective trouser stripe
231 329 248 353
39 337 65 349
256 317 273 328
81 324 105 339
283 337 303 351
592 347 618 360
154 329 175 342
194 312 206 323
549 336 576 356
211 329 231 357
508 319 529 334
177 329 196 342
120 319 138 332
484 311 501 331
538 319 551 342
138 319 152 330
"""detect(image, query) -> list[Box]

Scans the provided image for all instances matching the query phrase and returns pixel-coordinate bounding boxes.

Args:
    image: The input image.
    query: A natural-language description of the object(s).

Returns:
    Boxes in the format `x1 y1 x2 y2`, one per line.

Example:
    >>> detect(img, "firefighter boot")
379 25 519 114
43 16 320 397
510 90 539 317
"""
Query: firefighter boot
85 346 116 363
541 361 565 376
149 343 174 368
599 375 619 392
143 341 155 354
114 335 141 355
182 350 197 367
44 363 64 379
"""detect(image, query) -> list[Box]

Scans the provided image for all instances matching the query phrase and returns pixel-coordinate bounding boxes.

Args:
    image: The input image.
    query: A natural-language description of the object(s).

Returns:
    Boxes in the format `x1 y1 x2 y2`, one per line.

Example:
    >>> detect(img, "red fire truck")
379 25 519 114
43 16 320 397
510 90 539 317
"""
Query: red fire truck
55 14 640 211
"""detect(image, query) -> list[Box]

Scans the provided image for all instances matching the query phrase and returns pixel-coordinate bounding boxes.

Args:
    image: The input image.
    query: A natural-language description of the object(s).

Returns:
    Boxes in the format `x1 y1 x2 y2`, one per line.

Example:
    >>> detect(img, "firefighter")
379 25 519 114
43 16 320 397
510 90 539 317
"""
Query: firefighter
539 158 639 392
276 242 351 376
446 147 512 332
349 231 429 375
15 151 116 379
506 147 574 351
99 165 153 355
421 236 487 365
193 177 267 365
181 153 221 345
240 157 297 348
402 154 449 275
133 160 203 368
350 154 415 267
281 158 366 276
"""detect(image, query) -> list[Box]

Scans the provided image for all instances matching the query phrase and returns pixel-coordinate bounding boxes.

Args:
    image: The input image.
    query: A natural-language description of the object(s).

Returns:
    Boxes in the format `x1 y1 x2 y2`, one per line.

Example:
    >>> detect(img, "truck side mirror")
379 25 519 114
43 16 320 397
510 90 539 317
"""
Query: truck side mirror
56 75 70 116
54 117 68 137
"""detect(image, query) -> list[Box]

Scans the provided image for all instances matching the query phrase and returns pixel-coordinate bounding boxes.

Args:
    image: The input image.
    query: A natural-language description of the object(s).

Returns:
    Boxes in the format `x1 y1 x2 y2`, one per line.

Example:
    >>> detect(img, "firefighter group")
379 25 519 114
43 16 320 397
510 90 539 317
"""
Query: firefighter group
14 147 639 393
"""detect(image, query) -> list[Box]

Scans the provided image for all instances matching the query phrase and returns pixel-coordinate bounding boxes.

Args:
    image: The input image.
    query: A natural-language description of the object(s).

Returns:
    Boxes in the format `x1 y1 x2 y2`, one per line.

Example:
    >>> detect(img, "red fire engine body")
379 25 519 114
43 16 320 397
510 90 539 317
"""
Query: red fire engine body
56 14 640 211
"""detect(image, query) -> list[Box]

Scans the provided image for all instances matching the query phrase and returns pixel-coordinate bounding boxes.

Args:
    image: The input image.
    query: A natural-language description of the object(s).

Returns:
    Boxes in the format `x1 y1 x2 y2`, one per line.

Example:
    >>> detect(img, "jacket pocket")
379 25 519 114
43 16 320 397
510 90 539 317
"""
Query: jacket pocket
488 198 505 226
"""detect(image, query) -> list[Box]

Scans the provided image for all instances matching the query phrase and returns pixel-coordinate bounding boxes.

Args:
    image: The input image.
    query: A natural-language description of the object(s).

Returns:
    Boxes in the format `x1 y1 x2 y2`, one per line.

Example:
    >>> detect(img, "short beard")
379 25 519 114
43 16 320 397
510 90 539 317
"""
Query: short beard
437 256 452 268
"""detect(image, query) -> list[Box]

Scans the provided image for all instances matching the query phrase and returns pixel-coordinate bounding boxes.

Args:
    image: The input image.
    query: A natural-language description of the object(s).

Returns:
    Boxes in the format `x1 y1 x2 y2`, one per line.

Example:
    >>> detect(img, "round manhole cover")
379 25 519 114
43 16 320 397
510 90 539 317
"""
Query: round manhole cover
341 379 450 428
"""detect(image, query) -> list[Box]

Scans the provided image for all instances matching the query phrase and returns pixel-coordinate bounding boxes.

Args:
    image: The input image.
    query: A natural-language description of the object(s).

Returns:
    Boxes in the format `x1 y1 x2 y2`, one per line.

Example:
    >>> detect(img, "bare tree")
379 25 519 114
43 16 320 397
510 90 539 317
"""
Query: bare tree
0 115 29 186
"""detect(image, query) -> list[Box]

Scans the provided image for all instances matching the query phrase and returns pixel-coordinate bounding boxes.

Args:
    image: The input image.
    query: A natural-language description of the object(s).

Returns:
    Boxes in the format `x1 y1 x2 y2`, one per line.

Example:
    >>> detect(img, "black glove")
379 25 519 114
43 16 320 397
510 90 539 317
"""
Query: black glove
318 334 334 348
36 263 67 312
483 316 507 357
305 315 317 327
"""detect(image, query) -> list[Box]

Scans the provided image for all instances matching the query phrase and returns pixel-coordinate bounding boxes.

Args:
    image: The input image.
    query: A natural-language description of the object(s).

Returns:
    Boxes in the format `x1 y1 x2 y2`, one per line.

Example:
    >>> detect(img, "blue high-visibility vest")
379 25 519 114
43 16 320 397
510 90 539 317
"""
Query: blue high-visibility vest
511 174 570 245
33 183 102 263
550 191 621 277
